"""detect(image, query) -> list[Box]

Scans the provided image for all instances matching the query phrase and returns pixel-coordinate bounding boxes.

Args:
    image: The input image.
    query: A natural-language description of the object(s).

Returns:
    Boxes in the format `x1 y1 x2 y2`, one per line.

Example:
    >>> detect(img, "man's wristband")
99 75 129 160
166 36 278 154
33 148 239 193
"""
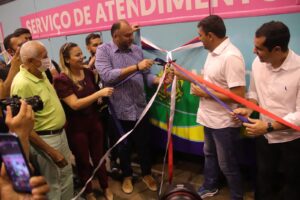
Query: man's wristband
136 63 139 71
266 122 274 132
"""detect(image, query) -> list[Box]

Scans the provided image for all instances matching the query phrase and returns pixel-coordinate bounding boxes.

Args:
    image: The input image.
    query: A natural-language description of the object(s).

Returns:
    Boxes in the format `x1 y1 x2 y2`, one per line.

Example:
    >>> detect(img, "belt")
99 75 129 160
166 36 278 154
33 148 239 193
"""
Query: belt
36 128 64 136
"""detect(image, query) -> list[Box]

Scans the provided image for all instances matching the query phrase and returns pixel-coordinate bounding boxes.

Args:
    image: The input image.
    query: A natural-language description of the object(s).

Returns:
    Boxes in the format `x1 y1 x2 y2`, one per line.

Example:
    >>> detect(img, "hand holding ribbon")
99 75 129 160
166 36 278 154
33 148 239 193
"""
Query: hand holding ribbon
137 59 154 71
172 60 300 131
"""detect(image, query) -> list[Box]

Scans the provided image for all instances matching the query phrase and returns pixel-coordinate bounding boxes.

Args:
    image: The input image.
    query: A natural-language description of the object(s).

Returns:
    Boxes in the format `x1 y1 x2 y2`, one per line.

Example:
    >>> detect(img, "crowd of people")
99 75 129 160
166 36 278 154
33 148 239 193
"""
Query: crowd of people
0 15 299 200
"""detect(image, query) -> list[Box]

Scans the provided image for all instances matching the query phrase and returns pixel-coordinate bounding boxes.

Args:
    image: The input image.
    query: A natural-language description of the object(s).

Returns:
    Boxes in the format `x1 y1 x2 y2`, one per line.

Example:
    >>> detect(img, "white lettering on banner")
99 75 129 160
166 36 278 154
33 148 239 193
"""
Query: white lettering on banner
105 0 115 21
223 0 233 6
195 0 208 9
41 17 49 32
83 6 92 25
96 3 108 22
127 0 139 18
35 18 42 33
211 0 233 7
73 6 92 26
167 0 192 12
158 0 165 14
186 0 192 10
21 0 299 39
60 11 71 29
53 13 61 31
26 20 33 34
116 0 126 19
74 8 84 26
30 19 36 34
141 0 156 16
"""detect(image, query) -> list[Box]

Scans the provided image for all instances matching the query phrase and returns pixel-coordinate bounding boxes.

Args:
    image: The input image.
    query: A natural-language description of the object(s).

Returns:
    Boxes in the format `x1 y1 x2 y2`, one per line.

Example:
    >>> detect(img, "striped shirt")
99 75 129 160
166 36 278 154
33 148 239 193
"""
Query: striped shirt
95 41 155 121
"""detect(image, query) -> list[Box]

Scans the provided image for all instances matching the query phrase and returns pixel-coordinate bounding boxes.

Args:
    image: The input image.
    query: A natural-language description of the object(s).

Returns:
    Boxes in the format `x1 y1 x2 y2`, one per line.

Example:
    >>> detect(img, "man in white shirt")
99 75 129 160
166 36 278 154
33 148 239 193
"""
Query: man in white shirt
176 15 246 200
234 21 300 200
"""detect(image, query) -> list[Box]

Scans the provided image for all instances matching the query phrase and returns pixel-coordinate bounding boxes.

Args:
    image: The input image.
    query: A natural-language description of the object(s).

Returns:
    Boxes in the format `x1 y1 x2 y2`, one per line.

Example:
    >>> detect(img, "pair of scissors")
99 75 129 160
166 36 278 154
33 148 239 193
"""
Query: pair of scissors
154 58 176 66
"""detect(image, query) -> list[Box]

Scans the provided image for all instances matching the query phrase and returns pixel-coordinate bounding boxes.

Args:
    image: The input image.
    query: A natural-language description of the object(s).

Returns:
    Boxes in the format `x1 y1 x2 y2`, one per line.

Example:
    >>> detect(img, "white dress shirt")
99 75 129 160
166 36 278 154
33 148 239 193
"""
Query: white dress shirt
248 50 300 143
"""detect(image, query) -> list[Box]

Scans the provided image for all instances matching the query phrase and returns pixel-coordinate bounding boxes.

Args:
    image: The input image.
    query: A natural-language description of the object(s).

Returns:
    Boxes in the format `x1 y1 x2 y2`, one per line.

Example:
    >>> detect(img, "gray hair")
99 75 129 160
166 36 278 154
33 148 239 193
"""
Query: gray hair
20 40 45 63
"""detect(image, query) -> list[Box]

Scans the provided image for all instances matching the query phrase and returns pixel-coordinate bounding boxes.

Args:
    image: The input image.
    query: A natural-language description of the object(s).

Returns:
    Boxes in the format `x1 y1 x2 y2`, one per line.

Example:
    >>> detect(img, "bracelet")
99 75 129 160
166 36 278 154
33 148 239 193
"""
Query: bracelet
136 63 139 71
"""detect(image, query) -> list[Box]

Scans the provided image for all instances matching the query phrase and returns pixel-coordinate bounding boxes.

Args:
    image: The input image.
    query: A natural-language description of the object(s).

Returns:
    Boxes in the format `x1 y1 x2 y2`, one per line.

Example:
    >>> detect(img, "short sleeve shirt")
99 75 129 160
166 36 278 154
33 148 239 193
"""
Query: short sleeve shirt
11 66 66 131
197 38 246 129
53 68 99 119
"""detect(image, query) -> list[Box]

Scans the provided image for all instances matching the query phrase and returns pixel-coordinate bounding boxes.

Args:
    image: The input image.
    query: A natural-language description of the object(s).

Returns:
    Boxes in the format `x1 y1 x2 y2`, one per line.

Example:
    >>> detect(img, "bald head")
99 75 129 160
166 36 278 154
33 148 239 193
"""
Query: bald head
111 20 133 50
20 40 47 64
111 19 130 37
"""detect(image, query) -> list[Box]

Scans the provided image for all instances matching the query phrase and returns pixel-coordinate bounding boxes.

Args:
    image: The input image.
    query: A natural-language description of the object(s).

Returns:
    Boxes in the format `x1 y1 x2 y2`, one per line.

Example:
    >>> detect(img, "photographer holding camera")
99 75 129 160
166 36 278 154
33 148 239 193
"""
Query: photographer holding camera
0 95 43 117
0 100 49 200
10 40 74 199
0 40 24 133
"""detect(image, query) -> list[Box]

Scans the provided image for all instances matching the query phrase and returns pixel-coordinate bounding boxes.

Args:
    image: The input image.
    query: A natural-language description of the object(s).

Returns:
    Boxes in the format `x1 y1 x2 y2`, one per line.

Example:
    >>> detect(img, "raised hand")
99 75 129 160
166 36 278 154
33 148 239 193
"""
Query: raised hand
131 24 140 32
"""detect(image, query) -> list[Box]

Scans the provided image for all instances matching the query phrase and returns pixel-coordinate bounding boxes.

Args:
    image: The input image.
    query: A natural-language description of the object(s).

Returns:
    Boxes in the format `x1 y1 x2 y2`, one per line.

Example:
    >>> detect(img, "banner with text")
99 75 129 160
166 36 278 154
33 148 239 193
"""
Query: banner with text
21 0 300 39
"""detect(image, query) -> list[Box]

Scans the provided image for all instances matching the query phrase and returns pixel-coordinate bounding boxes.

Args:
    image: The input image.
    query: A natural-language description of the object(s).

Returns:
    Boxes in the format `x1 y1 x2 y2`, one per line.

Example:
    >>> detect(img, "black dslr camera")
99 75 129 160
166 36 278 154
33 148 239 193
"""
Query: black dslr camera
0 95 43 116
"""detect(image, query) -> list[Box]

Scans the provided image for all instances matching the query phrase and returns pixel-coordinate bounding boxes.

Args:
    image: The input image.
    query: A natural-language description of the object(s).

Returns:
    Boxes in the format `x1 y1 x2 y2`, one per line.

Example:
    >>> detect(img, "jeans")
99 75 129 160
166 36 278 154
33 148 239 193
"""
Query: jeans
203 127 243 200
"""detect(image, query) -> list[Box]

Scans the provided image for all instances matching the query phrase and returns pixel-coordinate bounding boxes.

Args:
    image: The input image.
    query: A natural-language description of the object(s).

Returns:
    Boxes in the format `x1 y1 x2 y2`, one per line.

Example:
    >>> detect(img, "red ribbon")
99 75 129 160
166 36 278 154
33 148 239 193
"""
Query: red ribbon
163 77 174 183
167 114 173 184
172 61 300 132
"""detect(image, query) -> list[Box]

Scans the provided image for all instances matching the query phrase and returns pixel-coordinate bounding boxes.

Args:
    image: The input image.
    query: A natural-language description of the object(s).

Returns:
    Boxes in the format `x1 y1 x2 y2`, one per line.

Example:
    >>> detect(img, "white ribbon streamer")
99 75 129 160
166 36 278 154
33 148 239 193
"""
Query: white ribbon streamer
159 51 178 195
170 42 203 53
141 37 203 53
72 69 167 200
73 37 203 199
141 36 168 52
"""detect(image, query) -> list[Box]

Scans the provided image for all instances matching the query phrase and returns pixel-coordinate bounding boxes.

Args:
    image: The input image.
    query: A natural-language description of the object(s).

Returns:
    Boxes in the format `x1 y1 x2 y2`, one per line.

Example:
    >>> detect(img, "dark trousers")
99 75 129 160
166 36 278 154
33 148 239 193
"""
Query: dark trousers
107 115 120 162
255 136 300 200
66 116 108 194
110 115 152 177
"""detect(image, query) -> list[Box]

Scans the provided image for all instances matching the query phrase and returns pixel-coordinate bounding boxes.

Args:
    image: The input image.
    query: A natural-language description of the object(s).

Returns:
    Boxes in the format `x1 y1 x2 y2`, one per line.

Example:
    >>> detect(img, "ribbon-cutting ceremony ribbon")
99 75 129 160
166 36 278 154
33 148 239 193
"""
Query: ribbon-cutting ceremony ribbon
142 37 204 190
74 36 204 199
142 36 300 131
72 69 167 200
170 61 249 123
142 36 203 53
171 61 300 132
166 52 175 184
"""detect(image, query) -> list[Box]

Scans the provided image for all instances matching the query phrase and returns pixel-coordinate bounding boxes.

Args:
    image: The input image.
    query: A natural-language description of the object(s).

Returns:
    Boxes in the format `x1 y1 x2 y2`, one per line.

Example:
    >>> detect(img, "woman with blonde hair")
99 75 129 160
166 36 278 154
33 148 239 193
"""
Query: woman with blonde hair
54 42 114 200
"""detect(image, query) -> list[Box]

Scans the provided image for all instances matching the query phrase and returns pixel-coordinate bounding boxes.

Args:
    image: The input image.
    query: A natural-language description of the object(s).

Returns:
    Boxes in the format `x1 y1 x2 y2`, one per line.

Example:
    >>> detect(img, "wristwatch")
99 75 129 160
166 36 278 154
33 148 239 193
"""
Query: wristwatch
266 122 274 132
